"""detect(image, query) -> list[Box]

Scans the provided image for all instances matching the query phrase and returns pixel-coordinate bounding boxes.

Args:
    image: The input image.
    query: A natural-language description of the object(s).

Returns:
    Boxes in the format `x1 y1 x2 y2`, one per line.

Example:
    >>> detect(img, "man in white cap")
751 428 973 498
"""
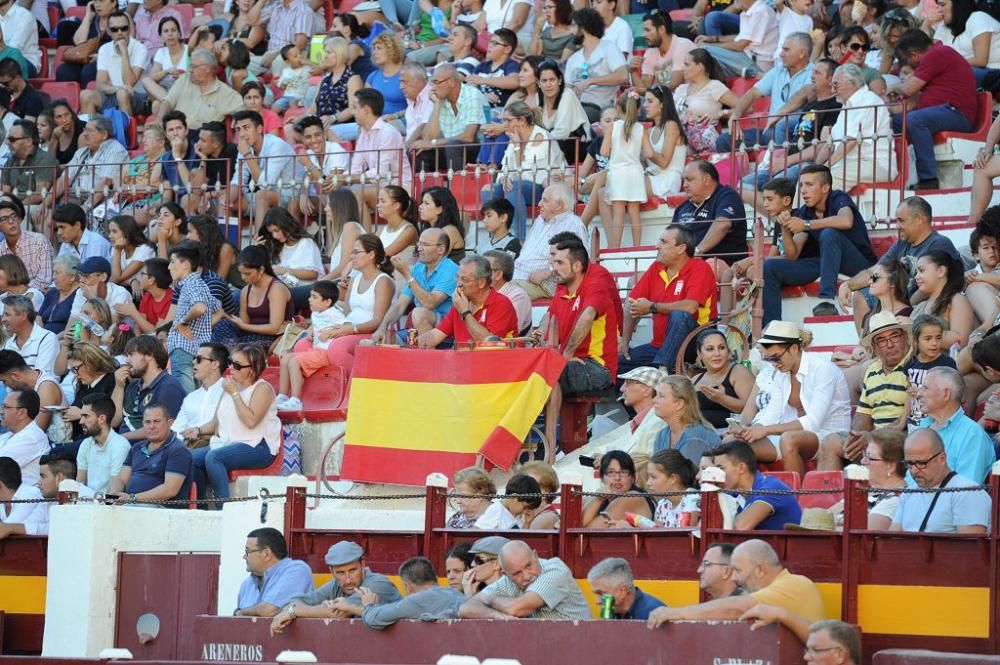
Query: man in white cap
818 312 910 473
359 557 465 630
617 367 667 457
269 541 402 634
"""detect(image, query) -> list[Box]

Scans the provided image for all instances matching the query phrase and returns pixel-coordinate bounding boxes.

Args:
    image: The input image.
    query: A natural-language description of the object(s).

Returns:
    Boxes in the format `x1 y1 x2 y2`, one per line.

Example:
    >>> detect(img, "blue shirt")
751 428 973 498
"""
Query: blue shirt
123 434 192 506
671 185 748 262
919 408 997 483
473 58 520 106
237 557 314 612
403 258 460 317
736 473 802 530
755 62 814 117
653 424 722 466
57 229 112 263
168 273 219 355
122 370 186 432
795 190 877 264
365 68 406 114
618 587 665 620
160 145 198 195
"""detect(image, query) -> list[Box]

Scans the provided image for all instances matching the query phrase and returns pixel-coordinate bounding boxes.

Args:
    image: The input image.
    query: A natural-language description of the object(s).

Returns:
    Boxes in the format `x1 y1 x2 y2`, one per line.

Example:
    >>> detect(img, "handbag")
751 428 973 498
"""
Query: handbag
269 321 308 357
684 115 720 155
63 37 100 64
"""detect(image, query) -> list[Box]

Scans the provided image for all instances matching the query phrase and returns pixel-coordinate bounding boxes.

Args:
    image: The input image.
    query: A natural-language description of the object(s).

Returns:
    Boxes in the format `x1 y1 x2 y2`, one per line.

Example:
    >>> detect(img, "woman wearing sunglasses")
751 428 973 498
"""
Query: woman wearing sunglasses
724 320 851 479
190 343 281 507
838 26 888 96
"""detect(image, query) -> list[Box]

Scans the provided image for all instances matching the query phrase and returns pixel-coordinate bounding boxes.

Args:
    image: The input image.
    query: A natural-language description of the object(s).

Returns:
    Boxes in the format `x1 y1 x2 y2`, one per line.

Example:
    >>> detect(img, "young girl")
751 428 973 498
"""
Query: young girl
601 91 646 249
579 105 618 227
903 314 957 430
647 449 700 528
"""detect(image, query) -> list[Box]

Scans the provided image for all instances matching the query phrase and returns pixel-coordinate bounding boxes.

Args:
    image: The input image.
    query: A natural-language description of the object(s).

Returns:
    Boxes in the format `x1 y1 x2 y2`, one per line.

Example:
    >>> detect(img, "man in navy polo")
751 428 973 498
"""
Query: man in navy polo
765 164 876 318
113 335 185 442
108 402 192 508
587 558 666 620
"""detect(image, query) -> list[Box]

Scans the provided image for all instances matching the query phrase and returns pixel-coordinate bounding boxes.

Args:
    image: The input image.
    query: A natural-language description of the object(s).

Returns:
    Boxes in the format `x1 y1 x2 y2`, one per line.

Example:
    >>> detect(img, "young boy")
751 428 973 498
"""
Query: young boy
474 198 521 257
274 45 312 113
773 0 814 63
276 281 344 411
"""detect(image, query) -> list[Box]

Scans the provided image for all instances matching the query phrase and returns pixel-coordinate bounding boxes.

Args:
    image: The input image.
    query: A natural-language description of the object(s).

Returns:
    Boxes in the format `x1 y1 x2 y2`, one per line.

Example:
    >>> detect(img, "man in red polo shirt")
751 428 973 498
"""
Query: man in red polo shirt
419 255 518 348
619 225 718 375
548 232 623 334
535 235 617 452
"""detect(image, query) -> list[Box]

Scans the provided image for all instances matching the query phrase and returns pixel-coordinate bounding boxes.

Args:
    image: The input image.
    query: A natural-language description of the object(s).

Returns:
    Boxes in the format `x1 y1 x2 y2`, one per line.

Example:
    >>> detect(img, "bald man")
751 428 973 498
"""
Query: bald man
647 539 825 628
458 540 591 620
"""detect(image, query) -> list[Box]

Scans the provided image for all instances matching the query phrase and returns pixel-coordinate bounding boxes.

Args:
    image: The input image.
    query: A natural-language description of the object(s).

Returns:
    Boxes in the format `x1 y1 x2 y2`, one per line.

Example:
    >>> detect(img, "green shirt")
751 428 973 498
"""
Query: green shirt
1 146 59 196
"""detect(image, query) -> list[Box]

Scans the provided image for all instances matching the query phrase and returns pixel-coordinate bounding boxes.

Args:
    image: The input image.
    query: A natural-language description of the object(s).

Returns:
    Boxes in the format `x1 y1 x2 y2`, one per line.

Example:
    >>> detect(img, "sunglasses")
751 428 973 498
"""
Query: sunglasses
847 43 868 52
193 355 213 364
473 555 496 565
230 361 251 370
108 24 130 33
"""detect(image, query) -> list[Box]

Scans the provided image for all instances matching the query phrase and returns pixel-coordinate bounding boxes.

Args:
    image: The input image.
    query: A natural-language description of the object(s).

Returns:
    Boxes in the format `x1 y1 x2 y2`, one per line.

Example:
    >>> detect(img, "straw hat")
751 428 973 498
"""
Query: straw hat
863 311 907 347
784 508 837 531
758 321 803 346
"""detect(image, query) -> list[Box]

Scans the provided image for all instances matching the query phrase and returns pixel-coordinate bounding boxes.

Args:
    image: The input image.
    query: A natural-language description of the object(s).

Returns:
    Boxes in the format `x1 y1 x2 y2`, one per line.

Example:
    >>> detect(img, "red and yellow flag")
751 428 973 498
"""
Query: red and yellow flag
341 346 567 485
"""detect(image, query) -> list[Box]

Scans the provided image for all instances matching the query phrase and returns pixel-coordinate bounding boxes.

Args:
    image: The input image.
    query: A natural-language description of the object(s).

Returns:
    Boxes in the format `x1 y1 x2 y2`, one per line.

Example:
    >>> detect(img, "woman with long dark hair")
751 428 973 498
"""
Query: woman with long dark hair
538 59 590 162
331 13 375 80
154 202 188 258
930 0 1000 86
911 250 976 348
213 245 294 348
581 450 656 528
48 99 86 165
322 188 365 279
418 187 466 262
641 85 686 197
375 186 419 279
109 215 156 289
186 215 239 285
673 48 739 153
258 208 325 287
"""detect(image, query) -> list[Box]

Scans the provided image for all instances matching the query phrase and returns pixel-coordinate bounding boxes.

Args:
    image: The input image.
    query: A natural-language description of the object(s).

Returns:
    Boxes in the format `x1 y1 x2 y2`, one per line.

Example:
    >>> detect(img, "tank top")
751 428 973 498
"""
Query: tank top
246 277 293 326
379 222 416 264
347 272 391 325
329 221 364 272
55 119 86 165
216 379 282 455
693 365 739 429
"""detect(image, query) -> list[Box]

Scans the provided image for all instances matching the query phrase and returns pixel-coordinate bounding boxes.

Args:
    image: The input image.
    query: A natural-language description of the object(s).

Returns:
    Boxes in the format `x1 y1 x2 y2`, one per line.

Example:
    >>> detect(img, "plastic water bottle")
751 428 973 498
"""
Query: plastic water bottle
624 511 656 528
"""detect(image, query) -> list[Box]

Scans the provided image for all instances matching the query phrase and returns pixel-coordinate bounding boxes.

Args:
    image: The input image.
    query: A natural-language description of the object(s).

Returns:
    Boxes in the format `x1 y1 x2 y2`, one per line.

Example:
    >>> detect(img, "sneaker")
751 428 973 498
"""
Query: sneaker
909 179 940 191
275 394 290 406
280 396 304 411
812 301 839 317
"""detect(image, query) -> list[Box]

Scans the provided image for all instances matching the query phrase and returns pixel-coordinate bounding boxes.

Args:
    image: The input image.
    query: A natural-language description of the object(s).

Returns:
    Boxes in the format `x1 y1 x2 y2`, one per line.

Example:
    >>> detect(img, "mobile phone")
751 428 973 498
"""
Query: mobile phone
599 511 613 522
578 455 596 468
726 416 742 429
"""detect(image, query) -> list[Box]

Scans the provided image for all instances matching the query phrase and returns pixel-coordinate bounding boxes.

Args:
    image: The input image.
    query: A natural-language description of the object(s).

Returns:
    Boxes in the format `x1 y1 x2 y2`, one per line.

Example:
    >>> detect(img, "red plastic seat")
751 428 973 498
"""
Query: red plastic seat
66 6 85 20
228 435 285 481
447 172 493 216
933 91 991 144
762 470 801 492
39 81 80 112
172 3 194 35
799 470 844 510
262 364 350 424
669 8 694 20
125 116 138 150
52 45 72 78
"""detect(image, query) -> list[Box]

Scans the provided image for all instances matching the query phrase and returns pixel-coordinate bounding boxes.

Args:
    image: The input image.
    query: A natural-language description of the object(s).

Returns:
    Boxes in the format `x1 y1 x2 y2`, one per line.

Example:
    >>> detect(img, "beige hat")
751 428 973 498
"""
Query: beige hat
863 311 907 346
617 366 667 388
758 321 803 346
784 508 837 531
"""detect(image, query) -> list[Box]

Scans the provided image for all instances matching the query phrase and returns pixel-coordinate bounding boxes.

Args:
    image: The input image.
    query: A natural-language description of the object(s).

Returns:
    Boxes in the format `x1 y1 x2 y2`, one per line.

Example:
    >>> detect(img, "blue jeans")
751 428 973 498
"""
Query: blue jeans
477 134 509 166
192 440 275 506
761 228 875 324
618 311 699 374
741 161 804 191
716 119 796 153
169 348 196 393
702 11 740 37
486 180 544 240
379 0 421 26
892 104 973 181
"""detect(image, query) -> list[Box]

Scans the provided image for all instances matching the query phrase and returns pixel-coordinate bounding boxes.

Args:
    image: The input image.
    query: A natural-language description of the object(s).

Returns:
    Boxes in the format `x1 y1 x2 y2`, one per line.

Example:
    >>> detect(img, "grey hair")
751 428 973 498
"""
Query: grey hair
460 254 492 282
901 195 932 223
191 48 217 68
53 253 81 278
927 366 964 404
484 249 514 282
544 182 575 212
835 63 865 89
4 294 36 322
435 63 459 80
786 32 813 53
401 61 427 81
89 115 114 138
586 557 635 589
809 621 862 665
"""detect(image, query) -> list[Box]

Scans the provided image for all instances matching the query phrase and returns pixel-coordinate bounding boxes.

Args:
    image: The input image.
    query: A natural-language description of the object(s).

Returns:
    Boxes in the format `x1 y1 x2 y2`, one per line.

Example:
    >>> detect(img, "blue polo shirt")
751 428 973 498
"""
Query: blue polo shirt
736 473 802 530
123 434 192 507
919 408 997 483
160 145 199 196
754 63 814 117
618 587 666 620
237 557 315 613
794 190 877 265
672 185 748 262
121 370 186 432
403 258 460 317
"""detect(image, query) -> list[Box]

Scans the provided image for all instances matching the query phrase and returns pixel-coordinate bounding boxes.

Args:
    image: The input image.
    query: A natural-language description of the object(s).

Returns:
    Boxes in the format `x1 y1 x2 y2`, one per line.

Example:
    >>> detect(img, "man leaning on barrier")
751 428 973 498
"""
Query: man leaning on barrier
235 527 314 618
360 557 465 630
270 541 402 634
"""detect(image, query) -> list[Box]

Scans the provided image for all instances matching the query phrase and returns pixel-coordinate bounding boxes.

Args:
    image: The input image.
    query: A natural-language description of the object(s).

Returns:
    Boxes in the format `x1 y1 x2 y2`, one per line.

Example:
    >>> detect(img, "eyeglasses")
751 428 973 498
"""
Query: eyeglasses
108 24 130 32
488 39 505 47
604 469 632 478
350 249 366 255
847 42 868 52
904 450 943 469
697 561 728 572
473 555 496 565
230 361 251 371
0 213 19 224
417 241 443 248
869 273 882 283
67 363 83 373
1 403 23 410
873 331 905 349
762 347 789 364
193 355 213 365
862 451 884 463
244 547 265 555
804 646 842 657
5 136 26 144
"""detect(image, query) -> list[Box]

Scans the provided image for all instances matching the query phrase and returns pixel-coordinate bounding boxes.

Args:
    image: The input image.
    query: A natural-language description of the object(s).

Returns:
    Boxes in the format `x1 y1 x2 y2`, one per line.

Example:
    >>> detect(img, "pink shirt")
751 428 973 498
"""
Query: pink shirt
351 118 413 192
134 6 183 53
405 84 434 142
642 36 695 83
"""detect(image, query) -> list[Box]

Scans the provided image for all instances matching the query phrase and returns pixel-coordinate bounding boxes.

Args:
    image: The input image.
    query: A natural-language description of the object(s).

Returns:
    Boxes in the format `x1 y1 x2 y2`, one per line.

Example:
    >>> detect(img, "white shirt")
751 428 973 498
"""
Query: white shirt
892 473 992 532
57 229 113 263
736 0 779 71
76 430 132 494
96 39 149 87
605 16 634 55
70 281 133 320
499 280 532 334
152 44 188 72
231 134 296 189
0 422 50 486
4 323 57 374
758 352 852 438
119 243 155 274
565 40 627 108
773 9 813 61
0 4 41 70
830 85 897 180
0 484 44 529
278 238 325 284
934 11 1000 70
172 379 225 436
474 501 518 529
307 141 349 175
19 483 95 536
513 211 589 279
482 0 534 47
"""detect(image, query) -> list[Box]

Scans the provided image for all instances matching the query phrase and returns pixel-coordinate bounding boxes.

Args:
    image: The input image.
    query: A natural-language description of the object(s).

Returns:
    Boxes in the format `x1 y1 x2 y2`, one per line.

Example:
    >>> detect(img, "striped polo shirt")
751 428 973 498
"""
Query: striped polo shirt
857 354 910 427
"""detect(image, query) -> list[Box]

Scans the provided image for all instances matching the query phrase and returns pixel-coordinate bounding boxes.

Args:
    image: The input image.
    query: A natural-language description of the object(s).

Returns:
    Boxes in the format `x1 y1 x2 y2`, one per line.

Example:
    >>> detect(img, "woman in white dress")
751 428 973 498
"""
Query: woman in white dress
260 208 325 310
600 92 646 248
642 85 687 197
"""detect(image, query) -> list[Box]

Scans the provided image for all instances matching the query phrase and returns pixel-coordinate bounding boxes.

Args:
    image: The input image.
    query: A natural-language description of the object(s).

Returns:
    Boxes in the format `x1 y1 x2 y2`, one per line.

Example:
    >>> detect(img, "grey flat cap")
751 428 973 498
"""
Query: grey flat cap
469 536 510 556
324 541 365 566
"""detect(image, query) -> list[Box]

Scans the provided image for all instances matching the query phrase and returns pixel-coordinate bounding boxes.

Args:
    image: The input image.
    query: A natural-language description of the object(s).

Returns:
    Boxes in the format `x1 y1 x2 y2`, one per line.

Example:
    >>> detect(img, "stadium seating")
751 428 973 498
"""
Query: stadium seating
39 81 80 112
762 470 801 492
798 470 844 510
228 438 285 482
933 91 991 145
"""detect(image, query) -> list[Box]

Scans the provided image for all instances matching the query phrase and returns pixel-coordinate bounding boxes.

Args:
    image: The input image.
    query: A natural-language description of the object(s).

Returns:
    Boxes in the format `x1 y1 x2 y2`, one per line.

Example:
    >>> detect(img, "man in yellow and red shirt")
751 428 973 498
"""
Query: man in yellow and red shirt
536 234 617 452
620 225 718 375
419 255 518 348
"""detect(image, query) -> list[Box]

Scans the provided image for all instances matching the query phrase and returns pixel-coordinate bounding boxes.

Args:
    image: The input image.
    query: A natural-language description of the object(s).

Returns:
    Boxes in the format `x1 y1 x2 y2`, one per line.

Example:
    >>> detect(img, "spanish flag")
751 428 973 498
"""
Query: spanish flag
341 346 567 485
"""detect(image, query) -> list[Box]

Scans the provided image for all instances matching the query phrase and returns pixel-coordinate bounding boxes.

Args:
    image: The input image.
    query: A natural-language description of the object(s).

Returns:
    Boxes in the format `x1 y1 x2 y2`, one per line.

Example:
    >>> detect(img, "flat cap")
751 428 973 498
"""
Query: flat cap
324 541 365 566
469 536 509 556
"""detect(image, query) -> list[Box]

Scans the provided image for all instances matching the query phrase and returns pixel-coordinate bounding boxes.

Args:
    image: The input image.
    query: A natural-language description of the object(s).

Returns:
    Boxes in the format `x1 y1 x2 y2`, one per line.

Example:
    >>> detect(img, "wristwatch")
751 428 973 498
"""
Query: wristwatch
804 219 812 231
286 604 296 619
461 310 472 319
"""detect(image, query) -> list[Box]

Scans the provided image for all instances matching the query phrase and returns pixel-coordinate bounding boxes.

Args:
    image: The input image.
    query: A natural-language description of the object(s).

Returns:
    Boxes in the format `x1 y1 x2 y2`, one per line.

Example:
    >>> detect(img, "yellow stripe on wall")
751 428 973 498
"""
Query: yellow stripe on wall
858 585 990 638
0 575 47 614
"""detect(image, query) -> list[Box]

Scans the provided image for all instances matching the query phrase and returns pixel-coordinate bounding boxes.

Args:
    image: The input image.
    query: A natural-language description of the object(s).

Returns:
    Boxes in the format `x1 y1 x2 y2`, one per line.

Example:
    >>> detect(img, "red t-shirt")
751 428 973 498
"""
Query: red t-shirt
587 262 623 335
629 258 718 348
139 288 173 327
437 288 519 344
548 274 618 376
914 42 977 123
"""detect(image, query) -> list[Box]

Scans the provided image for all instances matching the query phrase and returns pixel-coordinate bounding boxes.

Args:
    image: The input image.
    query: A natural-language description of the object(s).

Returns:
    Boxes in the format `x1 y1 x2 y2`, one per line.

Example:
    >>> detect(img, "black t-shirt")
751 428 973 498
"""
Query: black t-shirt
794 190 877 264
772 220 819 259
13 87 44 120
788 96 841 155
672 184 748 262
203 143 239 188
